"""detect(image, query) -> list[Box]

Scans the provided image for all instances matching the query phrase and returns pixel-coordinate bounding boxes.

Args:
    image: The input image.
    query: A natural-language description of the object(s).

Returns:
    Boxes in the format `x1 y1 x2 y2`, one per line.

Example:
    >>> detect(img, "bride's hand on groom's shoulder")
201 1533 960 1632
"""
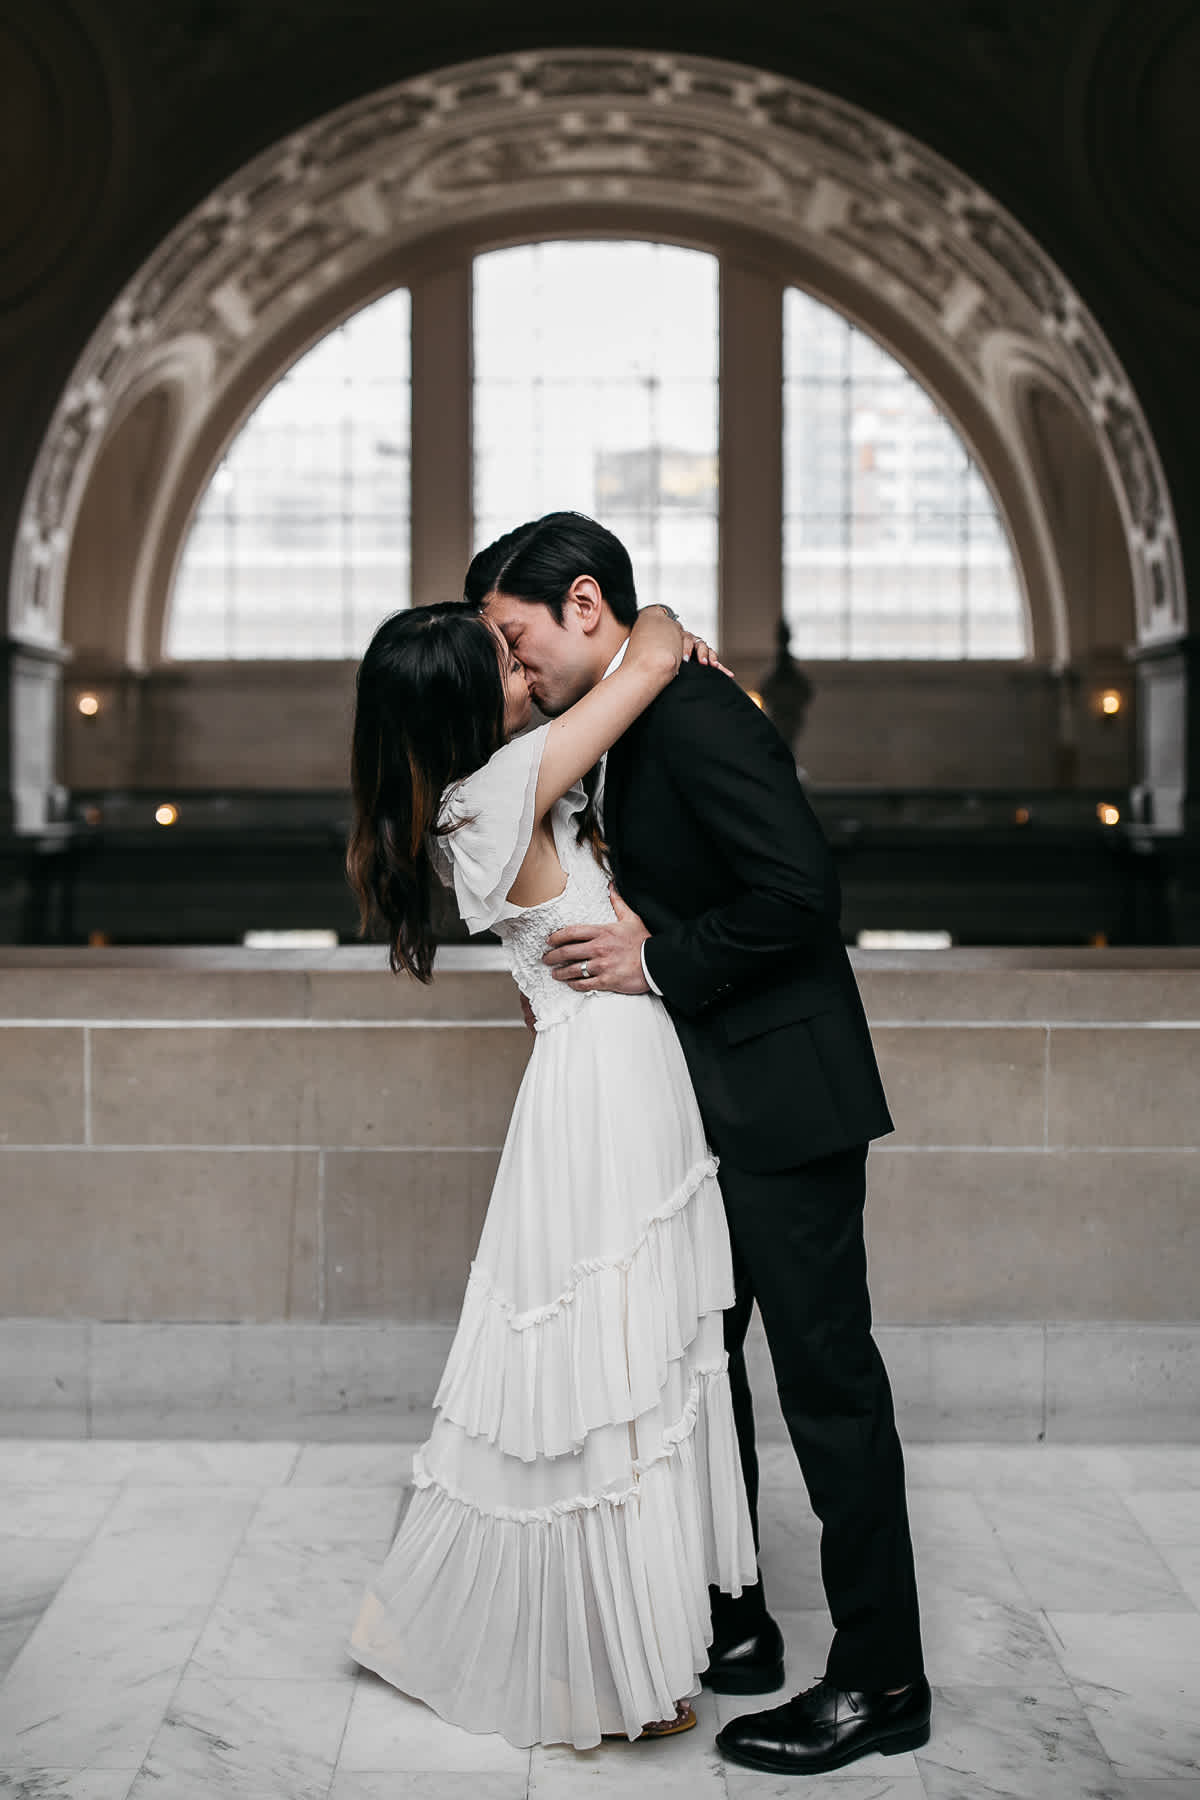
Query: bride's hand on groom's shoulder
542 887 652 995
639 605 733 679
680 631 734 677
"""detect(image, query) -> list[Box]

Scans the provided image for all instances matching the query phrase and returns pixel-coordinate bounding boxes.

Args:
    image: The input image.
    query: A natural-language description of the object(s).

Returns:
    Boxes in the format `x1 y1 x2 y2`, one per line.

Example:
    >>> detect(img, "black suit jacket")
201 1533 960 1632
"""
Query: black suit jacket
603 658 893 1173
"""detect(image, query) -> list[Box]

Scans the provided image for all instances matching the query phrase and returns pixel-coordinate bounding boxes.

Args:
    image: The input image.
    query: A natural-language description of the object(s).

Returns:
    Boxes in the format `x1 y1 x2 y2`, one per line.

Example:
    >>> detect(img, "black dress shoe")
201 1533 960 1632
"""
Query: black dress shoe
716 1674 932 1774
700 1611 785 1695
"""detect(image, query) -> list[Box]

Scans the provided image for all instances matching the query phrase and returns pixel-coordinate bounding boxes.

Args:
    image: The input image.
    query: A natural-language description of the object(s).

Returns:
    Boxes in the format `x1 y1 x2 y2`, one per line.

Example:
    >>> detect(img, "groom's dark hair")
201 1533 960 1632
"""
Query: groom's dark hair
464 511 639 626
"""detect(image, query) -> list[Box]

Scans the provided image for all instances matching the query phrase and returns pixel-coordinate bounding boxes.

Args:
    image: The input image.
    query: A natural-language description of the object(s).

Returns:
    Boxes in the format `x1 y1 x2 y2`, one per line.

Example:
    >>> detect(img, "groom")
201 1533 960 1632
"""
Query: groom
465 512 928 1776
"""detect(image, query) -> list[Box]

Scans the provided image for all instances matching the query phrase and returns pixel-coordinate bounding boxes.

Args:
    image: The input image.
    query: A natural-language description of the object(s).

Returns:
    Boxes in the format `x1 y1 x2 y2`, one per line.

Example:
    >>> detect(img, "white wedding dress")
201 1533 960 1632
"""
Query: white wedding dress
347 723 757 1749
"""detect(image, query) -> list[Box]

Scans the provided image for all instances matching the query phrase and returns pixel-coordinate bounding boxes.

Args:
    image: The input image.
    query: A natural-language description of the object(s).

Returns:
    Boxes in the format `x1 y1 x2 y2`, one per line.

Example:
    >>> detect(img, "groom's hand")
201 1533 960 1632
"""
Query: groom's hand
543 887 651 994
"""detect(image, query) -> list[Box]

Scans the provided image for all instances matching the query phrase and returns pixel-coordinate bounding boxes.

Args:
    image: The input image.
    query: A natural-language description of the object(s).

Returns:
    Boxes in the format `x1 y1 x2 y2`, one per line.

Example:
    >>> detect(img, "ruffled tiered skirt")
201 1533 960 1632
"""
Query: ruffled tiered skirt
347 990 757 1749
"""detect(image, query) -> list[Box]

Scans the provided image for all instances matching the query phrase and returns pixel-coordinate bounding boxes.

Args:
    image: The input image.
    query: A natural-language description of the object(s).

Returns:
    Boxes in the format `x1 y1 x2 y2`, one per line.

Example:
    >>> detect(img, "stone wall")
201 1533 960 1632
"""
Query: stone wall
60 657 1137 794
0 946 1197 1439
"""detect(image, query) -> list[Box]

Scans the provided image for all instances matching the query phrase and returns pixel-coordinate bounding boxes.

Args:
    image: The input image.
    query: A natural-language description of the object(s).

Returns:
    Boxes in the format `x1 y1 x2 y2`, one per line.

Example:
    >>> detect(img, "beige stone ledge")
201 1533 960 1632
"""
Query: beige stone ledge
2 946 1199 1023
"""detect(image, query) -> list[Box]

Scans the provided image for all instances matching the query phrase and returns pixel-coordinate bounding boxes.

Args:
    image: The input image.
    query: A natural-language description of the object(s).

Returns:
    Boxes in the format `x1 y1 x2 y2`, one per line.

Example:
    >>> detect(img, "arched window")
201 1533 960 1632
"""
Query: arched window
784 289 1024 658
168 289 411 658
166 243 1026 662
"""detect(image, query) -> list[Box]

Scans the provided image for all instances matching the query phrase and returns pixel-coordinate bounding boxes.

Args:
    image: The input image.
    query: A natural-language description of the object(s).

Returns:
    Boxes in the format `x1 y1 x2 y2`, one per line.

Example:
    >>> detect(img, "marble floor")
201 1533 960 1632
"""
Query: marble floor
0 1439 1198 1799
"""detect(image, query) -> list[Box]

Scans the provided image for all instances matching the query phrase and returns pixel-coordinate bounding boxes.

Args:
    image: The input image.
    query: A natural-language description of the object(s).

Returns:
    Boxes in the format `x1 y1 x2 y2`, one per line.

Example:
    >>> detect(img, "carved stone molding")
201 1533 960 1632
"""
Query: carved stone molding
9 47 1185 649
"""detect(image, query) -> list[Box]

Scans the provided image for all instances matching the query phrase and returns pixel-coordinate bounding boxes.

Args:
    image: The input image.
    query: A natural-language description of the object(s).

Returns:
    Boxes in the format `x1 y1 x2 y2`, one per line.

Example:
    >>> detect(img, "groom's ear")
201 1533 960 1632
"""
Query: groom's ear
566 575 605 634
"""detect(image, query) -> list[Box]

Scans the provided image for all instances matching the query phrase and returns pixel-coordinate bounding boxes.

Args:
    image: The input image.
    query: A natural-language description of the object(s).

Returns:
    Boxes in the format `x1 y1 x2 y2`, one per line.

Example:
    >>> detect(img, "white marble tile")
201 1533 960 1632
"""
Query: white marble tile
46 1485 259 1610
0 1445 139 1487
288 1443 421 1487
904 1445 1099 1494
339 1674 531 1774
1158 1545 1200 1609
0 1773 138 1799
130 1669 353 1800
1075 1449 1200 1494
92 1484 262 1538
190 1533 383 1679
723 1768 924 1800
915 1681 1124 1799
329 1777 530 1800
531 1722 726 1797
53 1525 244 1611
754 1466 826 1612
0 1441 285 1489
907 1489 1030 1607
0 1487 118 1542
1072 1677 1200 1781
978 1490 1190 1613
243 1484 402 1551
1122 1493 1200 1547
920 1590 1065 1687
121 1441 300 1486
1045 1612 1200 1679
1118 1783 1200 1798
0 1539 84 1679
0 1598 207 1769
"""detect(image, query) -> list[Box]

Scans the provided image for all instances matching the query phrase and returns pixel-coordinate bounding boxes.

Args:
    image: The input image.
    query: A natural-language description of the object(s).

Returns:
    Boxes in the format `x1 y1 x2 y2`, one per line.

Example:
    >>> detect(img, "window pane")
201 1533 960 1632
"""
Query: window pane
167 290 411 659
474 242 719 643
783 288 1027 659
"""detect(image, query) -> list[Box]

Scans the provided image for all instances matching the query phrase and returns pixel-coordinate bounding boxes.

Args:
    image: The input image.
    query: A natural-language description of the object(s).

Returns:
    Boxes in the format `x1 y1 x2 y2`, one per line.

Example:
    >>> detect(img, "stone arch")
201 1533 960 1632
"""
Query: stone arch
10 48 1183 671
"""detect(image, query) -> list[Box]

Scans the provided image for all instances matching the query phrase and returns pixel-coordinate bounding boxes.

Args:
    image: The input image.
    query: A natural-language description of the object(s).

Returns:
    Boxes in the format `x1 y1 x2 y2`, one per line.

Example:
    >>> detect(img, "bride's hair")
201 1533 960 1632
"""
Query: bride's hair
347 603 507 981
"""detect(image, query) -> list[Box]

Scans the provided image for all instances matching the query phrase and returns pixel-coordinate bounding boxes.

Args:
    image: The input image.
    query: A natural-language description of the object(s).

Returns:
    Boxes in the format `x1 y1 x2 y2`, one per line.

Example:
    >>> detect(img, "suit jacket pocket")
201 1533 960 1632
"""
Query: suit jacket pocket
717 975 837 1046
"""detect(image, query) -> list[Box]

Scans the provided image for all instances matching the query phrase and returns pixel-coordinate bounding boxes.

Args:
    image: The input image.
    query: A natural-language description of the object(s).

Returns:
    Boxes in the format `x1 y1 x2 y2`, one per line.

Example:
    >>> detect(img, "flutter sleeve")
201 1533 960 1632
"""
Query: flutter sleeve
432 724 551 934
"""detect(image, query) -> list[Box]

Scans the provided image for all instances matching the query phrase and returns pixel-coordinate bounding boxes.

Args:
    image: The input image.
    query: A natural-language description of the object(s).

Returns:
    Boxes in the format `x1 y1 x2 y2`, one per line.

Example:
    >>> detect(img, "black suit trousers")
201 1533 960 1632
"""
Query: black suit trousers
717 1142 924 1691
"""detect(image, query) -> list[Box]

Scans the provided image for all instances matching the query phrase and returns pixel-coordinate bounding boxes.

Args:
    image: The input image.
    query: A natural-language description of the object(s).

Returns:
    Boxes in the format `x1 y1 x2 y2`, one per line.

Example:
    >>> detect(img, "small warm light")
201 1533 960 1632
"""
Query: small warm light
1097 802 1121 827
82 804 102 826
745 688 765 710
154 803 179 827
77 693 100 717
1099 690 1122 716
1014 806 1031 826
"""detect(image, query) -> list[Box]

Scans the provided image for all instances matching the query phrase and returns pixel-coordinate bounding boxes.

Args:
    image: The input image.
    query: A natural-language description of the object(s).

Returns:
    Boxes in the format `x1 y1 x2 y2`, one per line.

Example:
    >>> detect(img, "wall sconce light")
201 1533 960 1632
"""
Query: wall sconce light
76 693 100 717
1098 689 1122 717
154 803 179 827
1096 802 1121 826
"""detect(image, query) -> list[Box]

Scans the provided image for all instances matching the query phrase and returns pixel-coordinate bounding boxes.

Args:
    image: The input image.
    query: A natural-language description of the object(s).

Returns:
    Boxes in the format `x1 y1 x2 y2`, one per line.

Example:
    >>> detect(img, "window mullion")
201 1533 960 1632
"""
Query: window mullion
410 261 473 607
718 260 784 669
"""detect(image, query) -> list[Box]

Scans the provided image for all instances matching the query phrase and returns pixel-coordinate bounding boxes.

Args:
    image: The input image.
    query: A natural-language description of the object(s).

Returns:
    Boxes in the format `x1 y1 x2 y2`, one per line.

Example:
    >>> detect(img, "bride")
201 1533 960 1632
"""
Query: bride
343 597 756 1749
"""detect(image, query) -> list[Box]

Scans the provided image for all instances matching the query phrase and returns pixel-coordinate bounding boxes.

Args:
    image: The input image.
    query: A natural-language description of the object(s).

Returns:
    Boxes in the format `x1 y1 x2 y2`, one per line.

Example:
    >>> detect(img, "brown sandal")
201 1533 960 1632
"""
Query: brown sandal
603 1700 698 1741
639 1701 697 1738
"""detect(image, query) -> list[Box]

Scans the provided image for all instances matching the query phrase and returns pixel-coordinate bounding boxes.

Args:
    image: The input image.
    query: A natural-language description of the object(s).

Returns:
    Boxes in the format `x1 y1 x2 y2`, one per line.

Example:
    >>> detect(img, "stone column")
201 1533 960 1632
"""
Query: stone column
1129 634 1200 941
0 638 72 941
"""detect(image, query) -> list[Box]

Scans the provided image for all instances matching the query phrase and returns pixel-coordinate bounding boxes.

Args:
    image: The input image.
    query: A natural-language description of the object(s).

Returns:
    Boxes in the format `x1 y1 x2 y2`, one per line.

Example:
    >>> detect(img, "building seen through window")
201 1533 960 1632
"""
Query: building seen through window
168 289 411 658
473 241 720 646
166 248 1025 662
784 288 1025 658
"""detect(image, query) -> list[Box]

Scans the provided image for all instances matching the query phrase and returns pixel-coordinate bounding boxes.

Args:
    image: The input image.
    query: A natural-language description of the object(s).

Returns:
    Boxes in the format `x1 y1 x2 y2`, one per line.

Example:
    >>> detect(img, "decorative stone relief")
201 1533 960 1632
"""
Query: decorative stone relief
10 47 1184 649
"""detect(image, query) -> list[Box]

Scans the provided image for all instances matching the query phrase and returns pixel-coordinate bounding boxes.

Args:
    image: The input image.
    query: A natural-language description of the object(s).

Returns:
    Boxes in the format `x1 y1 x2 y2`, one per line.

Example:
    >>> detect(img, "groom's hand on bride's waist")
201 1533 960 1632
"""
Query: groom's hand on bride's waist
543 886 652 995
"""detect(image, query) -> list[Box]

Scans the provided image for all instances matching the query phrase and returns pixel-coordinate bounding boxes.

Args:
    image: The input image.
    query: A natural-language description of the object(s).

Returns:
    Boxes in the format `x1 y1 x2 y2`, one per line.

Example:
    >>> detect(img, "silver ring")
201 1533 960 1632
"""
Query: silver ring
579 960 589 980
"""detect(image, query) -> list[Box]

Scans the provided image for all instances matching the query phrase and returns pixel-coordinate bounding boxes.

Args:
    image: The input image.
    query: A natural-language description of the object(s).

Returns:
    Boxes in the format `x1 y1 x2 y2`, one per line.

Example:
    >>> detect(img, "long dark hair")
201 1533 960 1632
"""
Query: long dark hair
347 603 507 980
464 510 636 862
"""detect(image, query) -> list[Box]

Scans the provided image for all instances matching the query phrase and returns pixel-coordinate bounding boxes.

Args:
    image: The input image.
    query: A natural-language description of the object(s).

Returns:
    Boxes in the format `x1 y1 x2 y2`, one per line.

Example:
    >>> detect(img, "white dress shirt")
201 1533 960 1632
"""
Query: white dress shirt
598 639 662 996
